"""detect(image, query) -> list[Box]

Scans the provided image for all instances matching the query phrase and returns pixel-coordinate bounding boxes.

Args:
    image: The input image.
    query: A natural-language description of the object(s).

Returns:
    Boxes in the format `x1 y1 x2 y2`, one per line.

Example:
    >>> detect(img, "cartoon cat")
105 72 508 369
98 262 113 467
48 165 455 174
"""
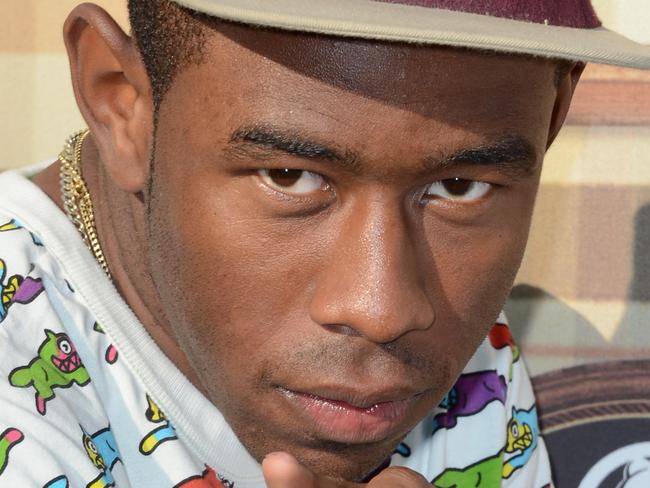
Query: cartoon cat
82 426 121 488
9 330 91 415
433 370 507 433
0 257 44 323
502 406 539 479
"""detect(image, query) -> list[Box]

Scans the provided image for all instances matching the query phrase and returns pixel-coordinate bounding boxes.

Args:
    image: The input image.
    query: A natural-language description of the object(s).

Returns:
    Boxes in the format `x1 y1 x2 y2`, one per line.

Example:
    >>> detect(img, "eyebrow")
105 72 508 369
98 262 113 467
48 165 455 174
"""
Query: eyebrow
230 125 361 172
229 125 539 178
435 136 539 178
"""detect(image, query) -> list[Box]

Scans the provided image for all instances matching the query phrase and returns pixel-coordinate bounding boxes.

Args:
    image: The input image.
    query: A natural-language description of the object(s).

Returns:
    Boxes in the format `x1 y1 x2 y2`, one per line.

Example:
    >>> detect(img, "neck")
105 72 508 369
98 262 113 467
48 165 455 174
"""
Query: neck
32 135 206 395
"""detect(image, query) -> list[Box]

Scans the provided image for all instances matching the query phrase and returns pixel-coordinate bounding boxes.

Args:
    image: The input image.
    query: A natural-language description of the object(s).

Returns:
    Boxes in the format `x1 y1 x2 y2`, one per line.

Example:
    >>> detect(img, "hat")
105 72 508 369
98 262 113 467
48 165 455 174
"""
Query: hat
171 0 650 69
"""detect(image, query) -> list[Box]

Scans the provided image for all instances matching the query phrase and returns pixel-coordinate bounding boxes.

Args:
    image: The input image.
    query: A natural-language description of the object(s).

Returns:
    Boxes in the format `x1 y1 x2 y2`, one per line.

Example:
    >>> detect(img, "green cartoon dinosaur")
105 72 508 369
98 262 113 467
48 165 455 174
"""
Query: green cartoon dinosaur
9 329 90 415
433 451 504 487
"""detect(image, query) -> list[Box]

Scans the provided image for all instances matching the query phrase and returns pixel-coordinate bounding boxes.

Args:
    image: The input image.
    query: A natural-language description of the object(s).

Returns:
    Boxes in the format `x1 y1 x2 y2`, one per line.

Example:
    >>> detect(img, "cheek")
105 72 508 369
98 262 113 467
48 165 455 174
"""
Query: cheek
439 226 527 310
145 158 323 396
421 193 537 365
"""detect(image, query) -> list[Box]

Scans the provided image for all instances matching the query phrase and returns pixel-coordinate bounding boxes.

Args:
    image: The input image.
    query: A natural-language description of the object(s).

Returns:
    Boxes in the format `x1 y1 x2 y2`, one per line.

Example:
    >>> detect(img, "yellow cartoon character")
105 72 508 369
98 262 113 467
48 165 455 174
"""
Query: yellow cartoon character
502 406 539 479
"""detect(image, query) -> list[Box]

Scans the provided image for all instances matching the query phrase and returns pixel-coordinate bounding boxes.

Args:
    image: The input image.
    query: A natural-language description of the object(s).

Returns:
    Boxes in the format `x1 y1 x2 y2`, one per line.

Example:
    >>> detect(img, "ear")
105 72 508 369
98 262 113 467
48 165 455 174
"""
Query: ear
63 3 153 193
546 62 586 149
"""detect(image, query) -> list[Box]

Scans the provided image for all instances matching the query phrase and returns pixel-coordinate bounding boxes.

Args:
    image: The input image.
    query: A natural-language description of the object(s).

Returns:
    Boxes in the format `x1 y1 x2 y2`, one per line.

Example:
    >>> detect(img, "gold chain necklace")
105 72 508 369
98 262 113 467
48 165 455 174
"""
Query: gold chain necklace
59 129 112 279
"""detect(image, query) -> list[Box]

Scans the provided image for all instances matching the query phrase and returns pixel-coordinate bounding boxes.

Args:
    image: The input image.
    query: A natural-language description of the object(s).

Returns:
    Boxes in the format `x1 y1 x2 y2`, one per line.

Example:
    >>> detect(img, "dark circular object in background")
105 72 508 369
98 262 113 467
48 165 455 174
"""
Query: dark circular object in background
533 359 650 487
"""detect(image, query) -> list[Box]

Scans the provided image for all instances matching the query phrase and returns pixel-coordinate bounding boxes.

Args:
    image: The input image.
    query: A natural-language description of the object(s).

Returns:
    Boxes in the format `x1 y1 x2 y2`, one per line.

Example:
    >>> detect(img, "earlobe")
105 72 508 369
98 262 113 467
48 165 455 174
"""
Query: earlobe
546 62 586 149
64 3 153 193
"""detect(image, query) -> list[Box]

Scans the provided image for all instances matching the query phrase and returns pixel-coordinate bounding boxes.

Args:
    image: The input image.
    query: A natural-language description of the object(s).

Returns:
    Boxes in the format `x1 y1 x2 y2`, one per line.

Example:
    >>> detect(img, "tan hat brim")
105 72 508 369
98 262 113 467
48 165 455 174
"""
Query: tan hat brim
173 0 650 70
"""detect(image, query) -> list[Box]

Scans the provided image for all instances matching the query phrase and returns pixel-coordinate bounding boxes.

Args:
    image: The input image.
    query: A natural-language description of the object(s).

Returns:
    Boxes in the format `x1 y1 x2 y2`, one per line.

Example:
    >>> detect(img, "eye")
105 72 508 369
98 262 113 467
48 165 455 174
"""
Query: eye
58 339 72 355
85 437 98 454
424 178 492 202
511 423 519 438
258 169 330 196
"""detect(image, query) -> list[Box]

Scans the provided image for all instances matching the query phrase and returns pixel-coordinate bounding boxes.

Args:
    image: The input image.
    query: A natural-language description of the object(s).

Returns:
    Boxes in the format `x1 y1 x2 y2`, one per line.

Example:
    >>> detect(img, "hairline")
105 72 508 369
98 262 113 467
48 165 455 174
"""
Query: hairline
128 1 575 117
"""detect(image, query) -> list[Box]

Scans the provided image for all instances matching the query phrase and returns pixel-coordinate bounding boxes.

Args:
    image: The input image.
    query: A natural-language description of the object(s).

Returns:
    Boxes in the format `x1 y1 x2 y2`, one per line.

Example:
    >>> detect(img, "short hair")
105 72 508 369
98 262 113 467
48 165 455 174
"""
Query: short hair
128 0 576 112
128 0 212 110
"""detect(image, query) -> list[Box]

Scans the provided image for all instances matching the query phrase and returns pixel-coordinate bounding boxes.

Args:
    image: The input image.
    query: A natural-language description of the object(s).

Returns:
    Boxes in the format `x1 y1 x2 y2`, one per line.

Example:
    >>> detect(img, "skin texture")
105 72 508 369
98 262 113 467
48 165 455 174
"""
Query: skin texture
33 4 583 484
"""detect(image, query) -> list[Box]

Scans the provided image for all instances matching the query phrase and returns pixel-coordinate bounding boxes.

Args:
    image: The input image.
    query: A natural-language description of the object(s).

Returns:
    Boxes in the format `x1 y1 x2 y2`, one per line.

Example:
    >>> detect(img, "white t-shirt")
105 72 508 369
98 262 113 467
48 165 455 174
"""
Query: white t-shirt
0 166 554 487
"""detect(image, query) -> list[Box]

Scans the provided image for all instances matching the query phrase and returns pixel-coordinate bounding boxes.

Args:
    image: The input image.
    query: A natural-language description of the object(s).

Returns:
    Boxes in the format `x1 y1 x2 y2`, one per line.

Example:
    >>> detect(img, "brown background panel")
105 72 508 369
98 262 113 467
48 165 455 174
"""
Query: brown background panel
517 184 650 302
567 65 650 126
577 186 650 301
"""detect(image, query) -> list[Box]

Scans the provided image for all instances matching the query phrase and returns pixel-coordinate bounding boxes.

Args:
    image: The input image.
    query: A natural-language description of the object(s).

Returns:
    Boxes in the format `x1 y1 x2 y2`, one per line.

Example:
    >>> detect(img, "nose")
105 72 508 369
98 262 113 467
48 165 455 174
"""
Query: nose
309 193 435 343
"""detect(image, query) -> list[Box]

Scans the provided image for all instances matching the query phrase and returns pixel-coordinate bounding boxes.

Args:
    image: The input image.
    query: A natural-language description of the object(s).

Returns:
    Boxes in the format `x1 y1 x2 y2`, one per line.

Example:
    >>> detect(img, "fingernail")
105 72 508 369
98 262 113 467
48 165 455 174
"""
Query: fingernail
264 452 298 464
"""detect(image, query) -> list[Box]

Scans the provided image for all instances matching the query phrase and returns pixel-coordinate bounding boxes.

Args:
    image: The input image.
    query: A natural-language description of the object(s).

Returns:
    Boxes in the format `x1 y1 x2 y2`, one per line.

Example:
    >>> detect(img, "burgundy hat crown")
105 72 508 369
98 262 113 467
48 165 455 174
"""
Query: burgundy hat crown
379 0 602 28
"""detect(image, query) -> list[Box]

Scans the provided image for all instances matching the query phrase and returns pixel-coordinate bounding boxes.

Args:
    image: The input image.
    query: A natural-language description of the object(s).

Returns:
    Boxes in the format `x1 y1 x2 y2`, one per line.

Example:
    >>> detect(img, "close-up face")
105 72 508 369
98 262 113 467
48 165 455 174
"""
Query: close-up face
144 21 560 481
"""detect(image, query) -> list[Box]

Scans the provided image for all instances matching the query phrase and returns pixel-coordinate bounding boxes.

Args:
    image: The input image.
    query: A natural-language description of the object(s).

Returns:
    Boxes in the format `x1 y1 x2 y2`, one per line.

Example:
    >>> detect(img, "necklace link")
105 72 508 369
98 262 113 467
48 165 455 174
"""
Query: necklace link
59 129 112 279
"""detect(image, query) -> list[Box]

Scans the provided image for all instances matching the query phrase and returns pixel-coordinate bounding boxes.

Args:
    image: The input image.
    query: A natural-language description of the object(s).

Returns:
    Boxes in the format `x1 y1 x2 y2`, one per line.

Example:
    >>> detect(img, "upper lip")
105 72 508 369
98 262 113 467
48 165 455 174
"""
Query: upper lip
277 384 430 409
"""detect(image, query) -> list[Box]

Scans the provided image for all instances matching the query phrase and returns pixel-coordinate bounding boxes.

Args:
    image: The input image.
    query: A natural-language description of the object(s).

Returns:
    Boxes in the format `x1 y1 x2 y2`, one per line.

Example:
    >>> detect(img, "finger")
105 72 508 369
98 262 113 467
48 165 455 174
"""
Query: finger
262 452 318 488
368 466 430 487
262 452 364 488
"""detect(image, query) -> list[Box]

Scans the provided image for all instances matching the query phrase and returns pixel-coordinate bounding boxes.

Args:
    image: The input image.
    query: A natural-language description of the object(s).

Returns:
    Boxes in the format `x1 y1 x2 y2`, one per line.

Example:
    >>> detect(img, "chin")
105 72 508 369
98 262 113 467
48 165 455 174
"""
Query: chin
271 437 400 482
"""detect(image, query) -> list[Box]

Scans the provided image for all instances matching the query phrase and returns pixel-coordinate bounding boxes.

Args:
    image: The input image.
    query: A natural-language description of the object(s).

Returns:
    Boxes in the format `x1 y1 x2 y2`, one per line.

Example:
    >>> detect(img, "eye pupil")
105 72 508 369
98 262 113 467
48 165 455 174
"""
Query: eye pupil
268 168 303 188
442 178 472 196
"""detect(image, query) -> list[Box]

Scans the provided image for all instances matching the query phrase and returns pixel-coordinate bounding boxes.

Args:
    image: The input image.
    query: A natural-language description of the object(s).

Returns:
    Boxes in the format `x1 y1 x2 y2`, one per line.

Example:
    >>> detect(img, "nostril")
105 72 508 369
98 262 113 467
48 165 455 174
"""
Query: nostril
321 323 361 337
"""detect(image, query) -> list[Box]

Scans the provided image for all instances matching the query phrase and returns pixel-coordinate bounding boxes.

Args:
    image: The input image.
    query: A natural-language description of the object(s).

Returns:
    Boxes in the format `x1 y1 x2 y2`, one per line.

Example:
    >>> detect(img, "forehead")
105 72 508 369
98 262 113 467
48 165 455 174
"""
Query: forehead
179 20 557 114
162 20 558 160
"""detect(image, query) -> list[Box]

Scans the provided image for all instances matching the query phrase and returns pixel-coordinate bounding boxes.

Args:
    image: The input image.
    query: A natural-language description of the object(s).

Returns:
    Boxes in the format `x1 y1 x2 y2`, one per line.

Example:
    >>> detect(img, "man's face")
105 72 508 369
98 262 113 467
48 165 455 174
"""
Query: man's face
145 22 557 481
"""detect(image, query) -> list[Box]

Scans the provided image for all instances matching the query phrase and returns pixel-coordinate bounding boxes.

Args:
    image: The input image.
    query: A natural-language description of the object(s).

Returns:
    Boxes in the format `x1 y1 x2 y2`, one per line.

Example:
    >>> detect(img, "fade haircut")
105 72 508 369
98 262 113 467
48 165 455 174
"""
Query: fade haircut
128 0 215 111
128 0 576 113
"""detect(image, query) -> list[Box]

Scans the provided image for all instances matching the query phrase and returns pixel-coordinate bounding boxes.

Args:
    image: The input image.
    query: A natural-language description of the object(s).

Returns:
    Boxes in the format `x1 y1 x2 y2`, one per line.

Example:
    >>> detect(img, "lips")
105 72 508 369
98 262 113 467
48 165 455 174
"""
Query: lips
51 352 82 373
277 385 426 444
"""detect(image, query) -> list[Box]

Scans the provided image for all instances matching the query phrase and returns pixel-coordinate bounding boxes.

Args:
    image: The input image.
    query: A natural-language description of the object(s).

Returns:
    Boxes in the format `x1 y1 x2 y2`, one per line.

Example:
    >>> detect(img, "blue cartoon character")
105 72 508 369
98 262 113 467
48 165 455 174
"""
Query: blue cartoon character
0 428 24 476
82 426 121 488
139 394 177 455
9 330 91 415
0 219 43 246
502 406 539 479
433 370 507 433
0 258 44 323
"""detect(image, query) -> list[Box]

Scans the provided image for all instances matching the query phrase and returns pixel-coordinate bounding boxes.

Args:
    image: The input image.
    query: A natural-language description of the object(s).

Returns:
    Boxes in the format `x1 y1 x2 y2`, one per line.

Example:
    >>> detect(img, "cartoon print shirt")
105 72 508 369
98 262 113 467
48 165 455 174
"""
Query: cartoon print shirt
0 165 554 488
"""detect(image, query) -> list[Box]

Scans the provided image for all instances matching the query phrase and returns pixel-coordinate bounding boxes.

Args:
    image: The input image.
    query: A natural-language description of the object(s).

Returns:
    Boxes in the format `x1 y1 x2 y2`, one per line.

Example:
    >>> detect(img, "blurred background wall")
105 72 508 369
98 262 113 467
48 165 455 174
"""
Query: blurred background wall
505 1 650 376
1 0 649 379
0 1 128 170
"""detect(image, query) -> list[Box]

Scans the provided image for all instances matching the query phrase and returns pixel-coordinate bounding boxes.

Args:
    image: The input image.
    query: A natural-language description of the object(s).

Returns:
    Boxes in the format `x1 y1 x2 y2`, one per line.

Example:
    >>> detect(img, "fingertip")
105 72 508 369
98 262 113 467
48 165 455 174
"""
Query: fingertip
263 451 300 469
263 451 310 487
373 466 429 486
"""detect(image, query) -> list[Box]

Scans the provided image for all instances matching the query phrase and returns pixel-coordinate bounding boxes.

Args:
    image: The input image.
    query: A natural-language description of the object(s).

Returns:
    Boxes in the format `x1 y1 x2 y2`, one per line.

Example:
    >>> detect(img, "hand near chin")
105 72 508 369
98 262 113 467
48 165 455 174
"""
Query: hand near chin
262 452 430 488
